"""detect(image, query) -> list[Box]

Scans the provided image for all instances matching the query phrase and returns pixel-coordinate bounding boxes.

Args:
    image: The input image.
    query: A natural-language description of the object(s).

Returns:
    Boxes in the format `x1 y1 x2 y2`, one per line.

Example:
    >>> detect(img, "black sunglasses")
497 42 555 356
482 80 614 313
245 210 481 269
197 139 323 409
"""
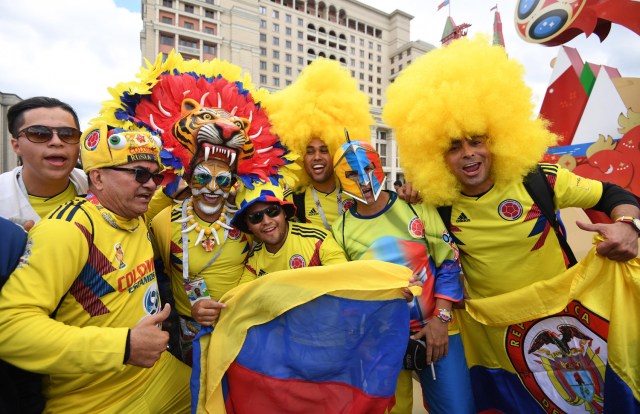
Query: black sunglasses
246 204 282 225
18 125 82 144
105 167 164 185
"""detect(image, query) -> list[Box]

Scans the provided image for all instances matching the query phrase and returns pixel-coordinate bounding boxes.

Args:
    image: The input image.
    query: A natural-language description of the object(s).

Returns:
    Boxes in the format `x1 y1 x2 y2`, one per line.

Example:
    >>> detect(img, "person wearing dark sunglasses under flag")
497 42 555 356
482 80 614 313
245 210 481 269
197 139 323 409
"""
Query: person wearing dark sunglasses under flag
232 181 347 284
0 119 192 413
0 96 88 229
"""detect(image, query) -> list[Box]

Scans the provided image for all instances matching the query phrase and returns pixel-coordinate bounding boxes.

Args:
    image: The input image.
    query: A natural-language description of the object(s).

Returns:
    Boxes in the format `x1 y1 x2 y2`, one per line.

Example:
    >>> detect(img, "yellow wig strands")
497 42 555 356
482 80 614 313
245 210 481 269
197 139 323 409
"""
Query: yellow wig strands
383 36 558 205
264 58 374 189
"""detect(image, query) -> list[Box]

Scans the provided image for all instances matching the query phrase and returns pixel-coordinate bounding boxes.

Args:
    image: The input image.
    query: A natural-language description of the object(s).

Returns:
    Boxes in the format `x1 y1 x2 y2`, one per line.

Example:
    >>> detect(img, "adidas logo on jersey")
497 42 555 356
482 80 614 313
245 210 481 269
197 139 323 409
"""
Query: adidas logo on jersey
455 212 470 223
258 269 268 277
308 208 319 216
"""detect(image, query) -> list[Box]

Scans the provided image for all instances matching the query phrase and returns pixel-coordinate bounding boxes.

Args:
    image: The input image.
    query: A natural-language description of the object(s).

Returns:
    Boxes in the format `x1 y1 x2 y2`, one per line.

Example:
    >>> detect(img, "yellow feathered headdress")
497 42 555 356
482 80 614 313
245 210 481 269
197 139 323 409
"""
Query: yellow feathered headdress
264 58 374 189
97 50 297 190
383 36 558 205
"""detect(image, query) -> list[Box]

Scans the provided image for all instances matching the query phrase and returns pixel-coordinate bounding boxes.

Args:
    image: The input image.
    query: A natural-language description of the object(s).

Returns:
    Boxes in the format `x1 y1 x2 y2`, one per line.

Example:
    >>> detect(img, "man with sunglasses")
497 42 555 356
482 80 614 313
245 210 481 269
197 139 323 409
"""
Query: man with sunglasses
150 145 252 364
0 96 88 229
231 181 347 284
0 120 191 413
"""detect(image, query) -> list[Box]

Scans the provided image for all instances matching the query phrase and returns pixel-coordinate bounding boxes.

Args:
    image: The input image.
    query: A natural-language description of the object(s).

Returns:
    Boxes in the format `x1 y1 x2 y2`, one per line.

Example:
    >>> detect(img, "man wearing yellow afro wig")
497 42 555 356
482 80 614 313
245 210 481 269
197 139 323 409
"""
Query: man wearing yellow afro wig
0 120 192 413
265 58 374 231
384 36 639 412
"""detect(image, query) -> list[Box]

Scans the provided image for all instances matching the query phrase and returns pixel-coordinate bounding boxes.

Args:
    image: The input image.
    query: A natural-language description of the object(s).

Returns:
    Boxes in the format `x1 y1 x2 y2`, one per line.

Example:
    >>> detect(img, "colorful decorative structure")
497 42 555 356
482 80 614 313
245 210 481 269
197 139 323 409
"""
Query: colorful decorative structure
515 0 640 46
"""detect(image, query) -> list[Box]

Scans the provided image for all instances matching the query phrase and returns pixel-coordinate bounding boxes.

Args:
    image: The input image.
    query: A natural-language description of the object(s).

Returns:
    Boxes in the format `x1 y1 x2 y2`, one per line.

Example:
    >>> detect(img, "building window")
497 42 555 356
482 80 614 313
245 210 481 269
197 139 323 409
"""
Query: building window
359 73 364 80
286 27 292 36
369 64 373 71
203 43 216 54
350 47 355 55
260 74 267 83
398 51 402 59
260 33 267 42
377 55 381 63
260 47 267 56
377 77 381 84
391 57 394 64
285 53 292 62
259 6 266 15
184 21 194 30
205 9 215 19
359 61 364 69
377 99 382 106
350 58 355 66
359 50 364 58
273 50 280 59
273 64 280 73
377 44 382 52
297 43 303 52
204 26 215 35
272 10 279 19
377 143 387 166
285 40 292 49
286 79 292 86
184 3 194 13
360 39 364 46
179 39 197 48
368 41 373 49
260 61 267 70
273 37 280 46
359 84 364 91
260 19 267 29
377 88 381 95
377 66 381 73
161 16 172 24
399 64 403 70
297 56 304 65
160 34 174 45
273 23 279 32
273 77 280 87
368 86 373 93
162 0 172 7
368 53 373 60
297 17 303 26
391 68 395 74
350 35 355 43
297 30 303 39
286 14 292 23
285 66 292 75
368 75 373 82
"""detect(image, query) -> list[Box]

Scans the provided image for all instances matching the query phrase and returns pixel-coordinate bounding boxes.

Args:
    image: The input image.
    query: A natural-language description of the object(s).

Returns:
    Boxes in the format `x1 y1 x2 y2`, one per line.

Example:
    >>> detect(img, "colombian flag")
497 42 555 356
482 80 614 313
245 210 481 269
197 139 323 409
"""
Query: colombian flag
192 260 414 413
460 247 640 413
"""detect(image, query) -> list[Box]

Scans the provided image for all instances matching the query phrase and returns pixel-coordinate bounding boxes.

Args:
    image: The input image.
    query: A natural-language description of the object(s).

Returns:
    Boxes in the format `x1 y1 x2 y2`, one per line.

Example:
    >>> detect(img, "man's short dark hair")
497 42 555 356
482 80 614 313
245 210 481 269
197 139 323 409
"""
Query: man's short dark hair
7 96 80 137
393 180 403 187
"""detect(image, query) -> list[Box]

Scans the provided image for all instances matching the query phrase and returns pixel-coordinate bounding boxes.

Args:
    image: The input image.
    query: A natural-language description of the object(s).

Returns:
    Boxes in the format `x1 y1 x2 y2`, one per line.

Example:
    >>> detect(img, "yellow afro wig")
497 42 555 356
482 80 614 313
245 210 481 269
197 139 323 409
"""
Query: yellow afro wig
264 58 374 189
383 36 558 205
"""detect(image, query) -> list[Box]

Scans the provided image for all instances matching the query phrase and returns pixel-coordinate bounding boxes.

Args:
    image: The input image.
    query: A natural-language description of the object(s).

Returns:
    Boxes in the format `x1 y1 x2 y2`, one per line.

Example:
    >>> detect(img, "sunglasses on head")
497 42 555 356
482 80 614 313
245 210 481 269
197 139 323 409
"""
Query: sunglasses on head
245 204 282 225
18 125 82 144
105 167 164 185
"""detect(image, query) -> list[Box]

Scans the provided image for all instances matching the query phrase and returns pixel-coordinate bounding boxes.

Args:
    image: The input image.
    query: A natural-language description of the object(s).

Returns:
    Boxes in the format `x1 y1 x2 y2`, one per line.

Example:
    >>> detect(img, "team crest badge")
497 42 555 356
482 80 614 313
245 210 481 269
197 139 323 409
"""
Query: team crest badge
498 199 524 221
289 254 306 269
143 282 161 316
506 300 607 413
83 129 100 151
408 217 425 238
228 227 241 240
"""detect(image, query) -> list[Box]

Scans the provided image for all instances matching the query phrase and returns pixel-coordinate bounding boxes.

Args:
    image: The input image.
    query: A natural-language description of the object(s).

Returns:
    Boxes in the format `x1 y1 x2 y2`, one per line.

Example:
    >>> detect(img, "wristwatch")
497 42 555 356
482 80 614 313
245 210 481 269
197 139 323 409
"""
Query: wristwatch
433 308 453 323
615 216 640 234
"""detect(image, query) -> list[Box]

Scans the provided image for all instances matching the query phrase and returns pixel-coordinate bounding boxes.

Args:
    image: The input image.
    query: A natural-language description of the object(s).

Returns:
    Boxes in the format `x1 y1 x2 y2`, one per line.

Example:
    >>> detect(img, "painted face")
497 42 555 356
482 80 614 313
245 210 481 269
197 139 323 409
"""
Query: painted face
190 159 233 216
333 141 385 204
444 135 493 196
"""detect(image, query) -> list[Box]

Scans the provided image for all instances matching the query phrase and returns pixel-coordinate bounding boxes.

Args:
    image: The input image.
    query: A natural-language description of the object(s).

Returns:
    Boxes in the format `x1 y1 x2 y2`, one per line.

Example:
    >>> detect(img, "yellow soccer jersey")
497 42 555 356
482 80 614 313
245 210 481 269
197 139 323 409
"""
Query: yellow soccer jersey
150 204 252 317
285 186 354 230
0 197 189 412
240 222 347 283
450 164 603 299
28 181 76 218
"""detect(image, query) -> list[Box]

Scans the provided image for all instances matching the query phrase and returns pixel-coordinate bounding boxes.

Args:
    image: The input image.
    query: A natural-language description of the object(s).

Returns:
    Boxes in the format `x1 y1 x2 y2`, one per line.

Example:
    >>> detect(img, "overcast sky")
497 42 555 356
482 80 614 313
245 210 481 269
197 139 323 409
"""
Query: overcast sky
1 0 638 130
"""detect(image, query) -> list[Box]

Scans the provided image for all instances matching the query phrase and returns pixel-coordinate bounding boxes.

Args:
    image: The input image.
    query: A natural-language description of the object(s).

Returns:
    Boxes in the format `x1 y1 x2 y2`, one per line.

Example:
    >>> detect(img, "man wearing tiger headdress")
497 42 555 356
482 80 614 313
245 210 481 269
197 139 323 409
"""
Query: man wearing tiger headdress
101 51 296 364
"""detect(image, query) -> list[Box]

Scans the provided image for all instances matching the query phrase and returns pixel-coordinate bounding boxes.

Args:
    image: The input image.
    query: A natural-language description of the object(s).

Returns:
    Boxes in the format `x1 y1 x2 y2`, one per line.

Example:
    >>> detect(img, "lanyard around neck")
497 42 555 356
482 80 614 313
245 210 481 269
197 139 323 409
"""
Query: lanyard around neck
311 187 343 231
